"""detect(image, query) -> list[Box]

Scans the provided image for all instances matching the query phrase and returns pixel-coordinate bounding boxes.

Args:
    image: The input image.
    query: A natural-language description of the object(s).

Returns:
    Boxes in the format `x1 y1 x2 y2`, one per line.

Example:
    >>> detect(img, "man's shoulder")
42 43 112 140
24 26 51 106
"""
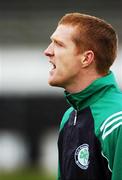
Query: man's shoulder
91 90 122 136
92 88 122 112
102 89 122 110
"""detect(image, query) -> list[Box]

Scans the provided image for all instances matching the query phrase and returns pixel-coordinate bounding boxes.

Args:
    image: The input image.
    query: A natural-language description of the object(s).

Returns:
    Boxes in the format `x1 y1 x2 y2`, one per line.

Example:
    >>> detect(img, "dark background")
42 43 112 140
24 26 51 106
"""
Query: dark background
0 0 122 45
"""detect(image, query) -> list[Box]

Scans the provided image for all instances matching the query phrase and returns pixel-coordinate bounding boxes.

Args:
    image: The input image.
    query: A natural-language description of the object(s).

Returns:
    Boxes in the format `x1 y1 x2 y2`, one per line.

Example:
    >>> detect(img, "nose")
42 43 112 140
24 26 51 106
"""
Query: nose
44 43 54 57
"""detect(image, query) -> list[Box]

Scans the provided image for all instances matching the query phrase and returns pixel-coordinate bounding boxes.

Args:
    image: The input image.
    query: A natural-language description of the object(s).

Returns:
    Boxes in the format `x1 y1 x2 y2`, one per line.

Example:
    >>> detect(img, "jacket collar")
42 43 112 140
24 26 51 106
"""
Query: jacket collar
64 71 119 111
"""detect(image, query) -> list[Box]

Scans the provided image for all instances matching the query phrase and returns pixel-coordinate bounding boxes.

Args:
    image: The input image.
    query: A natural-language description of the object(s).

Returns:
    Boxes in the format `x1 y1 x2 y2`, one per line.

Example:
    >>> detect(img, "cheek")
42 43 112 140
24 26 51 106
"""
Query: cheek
56 50 81 73
58 62 80 78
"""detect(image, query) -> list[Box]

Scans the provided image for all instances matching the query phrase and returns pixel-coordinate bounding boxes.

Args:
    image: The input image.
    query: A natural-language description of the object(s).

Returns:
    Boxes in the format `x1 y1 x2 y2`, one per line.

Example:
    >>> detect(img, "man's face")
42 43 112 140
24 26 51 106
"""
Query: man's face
44 24 82 89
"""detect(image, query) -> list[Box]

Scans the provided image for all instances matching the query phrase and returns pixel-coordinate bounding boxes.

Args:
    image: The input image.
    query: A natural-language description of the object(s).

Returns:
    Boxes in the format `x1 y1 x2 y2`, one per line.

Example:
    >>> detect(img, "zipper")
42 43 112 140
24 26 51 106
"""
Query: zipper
73 110 77 125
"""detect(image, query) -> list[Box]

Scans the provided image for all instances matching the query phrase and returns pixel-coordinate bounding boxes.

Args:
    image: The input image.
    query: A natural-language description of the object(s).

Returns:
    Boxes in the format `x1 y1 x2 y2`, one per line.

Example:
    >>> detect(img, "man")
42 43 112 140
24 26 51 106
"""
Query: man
44 12 122 180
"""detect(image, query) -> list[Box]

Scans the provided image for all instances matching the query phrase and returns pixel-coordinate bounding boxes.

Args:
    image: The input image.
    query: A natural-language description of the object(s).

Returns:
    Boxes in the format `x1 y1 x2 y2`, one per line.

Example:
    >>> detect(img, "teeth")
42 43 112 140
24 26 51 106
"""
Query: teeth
49 61 56 70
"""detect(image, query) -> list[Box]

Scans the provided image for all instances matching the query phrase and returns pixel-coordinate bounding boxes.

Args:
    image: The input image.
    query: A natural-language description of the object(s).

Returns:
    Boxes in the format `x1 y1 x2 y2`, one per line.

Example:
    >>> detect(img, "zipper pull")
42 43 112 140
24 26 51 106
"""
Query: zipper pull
74 110 77 125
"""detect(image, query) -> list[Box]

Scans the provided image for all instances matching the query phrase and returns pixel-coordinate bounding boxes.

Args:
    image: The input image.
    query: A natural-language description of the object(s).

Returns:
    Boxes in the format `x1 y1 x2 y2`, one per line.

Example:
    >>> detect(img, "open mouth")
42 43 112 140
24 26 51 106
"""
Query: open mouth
49 61 56 74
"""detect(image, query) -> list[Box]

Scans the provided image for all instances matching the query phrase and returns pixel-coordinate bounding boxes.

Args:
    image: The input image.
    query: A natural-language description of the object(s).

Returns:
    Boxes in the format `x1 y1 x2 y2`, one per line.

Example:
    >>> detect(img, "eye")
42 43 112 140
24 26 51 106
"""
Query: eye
54 40 64 47
55 41 61 46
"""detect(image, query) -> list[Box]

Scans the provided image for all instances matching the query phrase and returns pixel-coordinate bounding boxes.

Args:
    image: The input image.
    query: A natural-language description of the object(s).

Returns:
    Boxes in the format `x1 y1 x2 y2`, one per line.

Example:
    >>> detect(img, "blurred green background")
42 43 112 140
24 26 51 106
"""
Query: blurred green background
0 169 55 180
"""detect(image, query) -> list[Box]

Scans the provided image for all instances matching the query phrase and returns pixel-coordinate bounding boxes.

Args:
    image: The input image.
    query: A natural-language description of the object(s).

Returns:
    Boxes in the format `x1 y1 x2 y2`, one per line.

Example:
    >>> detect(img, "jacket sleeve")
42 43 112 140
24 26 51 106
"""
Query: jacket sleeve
101 123 122 180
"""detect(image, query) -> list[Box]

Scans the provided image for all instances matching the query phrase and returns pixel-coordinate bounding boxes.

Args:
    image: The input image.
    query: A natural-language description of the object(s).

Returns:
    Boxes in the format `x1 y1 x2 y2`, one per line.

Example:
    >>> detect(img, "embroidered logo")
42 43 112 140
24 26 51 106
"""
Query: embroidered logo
74 144 90 170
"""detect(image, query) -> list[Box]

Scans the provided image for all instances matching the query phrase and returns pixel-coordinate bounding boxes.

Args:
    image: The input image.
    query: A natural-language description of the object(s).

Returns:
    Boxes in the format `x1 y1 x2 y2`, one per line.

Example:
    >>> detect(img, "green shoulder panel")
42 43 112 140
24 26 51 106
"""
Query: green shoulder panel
91 91 122 136
91 91 122 179
59 107 74 131
100 125 122 174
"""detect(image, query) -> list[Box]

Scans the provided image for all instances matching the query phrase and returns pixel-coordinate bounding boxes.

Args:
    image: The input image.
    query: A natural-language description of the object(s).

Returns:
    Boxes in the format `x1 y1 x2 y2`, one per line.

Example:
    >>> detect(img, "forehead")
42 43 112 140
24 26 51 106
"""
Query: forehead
51 24 76 42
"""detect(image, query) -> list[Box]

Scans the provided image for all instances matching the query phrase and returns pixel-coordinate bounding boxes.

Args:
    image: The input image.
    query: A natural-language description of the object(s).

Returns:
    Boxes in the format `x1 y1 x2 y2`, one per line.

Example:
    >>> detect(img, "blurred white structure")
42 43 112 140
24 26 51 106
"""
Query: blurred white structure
0 45 63 96
40 129 58 175
0 45 121 96
0 131 28 171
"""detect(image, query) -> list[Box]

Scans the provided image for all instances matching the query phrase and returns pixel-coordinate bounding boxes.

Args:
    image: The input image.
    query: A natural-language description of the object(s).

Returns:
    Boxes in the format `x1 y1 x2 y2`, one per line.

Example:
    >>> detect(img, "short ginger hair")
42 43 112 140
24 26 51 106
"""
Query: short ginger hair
58 13 118 74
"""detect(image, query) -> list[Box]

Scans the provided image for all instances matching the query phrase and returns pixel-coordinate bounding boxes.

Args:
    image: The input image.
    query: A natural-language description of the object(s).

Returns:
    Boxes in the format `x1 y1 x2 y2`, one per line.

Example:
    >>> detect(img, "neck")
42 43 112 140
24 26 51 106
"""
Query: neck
65 71 104 93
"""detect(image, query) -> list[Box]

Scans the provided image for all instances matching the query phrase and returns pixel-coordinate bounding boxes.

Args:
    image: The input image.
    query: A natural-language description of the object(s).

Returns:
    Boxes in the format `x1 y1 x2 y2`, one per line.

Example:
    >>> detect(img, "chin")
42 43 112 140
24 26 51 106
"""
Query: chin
48 79 64 88
48 81 60 87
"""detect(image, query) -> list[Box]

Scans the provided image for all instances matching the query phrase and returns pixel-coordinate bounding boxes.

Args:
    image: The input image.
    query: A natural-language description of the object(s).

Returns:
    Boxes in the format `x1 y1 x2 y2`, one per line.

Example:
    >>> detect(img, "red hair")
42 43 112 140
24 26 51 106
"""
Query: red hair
58 13 118 74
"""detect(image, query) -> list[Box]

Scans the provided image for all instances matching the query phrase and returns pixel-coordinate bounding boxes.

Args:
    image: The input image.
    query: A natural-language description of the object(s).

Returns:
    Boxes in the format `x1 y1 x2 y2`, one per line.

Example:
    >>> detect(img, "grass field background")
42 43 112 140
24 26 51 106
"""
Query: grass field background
0 168 56 180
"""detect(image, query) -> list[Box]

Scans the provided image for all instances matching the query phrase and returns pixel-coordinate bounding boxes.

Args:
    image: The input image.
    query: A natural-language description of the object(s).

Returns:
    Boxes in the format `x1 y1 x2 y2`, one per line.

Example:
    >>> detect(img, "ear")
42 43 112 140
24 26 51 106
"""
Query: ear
81 50 94 68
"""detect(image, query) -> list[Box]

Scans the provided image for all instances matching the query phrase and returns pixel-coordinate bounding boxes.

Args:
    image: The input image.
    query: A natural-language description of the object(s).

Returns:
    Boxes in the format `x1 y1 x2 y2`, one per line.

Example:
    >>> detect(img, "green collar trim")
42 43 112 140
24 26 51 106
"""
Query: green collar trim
64 71 119 111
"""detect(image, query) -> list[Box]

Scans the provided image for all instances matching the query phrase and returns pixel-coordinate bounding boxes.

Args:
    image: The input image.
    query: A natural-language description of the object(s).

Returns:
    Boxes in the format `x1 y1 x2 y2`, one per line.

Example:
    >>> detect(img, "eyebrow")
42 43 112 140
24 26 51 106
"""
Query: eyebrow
51 36 65 46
